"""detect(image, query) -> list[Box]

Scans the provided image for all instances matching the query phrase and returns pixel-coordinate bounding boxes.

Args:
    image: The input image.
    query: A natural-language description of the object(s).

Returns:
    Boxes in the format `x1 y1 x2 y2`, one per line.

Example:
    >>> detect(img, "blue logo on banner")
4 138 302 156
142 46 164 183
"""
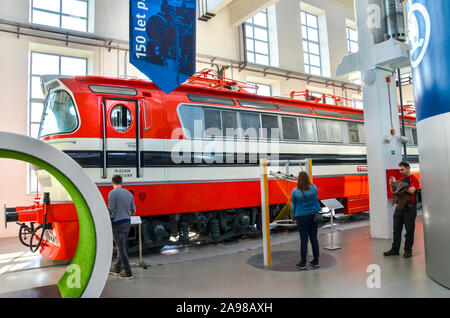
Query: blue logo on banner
129 0 196 94
407 2 430 69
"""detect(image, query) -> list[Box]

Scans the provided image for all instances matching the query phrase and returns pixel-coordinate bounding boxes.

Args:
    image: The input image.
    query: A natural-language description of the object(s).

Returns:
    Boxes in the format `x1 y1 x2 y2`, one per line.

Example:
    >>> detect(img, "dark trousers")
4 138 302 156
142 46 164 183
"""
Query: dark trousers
392 205 417 253
296 215 320 264
112 222 132 274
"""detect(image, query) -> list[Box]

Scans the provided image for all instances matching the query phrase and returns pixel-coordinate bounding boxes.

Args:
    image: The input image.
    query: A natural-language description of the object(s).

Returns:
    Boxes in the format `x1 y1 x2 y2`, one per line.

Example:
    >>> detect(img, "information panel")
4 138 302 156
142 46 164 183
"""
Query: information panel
320 199 344 210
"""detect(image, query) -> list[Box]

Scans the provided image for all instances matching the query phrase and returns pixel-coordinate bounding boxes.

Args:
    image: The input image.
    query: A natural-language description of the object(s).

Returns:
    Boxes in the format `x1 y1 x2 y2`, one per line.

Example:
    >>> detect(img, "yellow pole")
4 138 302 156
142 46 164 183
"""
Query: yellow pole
308 158 313 183
260 158 271 267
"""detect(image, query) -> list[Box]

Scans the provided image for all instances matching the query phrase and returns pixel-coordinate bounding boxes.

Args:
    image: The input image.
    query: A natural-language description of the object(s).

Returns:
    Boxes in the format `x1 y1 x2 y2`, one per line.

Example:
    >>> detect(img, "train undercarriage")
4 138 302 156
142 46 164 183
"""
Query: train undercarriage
5 198 290 258
5 194 354 259
118 204 286 254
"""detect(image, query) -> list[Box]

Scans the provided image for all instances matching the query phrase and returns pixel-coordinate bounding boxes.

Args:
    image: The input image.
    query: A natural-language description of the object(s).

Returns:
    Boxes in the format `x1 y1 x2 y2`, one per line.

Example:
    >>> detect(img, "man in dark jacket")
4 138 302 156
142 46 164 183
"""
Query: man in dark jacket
384 162 420 258
109 175 136 279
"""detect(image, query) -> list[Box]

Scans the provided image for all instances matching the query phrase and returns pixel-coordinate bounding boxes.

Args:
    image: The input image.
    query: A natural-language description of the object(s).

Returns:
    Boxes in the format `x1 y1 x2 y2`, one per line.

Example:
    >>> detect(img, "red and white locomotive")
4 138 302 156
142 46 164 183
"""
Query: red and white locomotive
5 70 419 260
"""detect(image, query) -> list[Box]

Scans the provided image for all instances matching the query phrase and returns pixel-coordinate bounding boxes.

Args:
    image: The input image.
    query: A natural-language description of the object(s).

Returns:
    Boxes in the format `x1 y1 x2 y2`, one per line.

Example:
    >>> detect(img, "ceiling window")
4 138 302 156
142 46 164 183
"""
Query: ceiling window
301 11 322 76
346 27 359 53
244 9 271 66
247 82 272 96
30 0 89 32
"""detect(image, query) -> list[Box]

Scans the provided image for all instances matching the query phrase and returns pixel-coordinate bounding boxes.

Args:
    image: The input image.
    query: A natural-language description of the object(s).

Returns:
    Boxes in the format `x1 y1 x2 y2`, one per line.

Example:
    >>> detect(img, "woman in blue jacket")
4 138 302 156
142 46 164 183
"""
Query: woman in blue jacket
291 171 321 269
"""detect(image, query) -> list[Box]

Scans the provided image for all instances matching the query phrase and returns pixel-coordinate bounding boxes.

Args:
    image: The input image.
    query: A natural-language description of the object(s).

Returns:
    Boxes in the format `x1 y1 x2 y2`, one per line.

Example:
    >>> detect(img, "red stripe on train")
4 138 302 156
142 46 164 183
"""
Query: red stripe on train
97 175 371 216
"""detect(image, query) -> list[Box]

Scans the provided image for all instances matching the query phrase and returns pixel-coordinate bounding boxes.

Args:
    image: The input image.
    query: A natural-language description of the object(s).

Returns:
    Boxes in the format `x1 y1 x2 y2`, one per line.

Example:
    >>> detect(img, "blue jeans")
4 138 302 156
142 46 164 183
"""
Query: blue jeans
296 215 320 265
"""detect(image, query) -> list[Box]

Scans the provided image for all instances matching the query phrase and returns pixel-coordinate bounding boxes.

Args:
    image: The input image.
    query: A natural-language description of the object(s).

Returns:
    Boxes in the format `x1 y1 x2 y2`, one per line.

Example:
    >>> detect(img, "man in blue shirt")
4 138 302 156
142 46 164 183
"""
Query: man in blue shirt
109 175 136 279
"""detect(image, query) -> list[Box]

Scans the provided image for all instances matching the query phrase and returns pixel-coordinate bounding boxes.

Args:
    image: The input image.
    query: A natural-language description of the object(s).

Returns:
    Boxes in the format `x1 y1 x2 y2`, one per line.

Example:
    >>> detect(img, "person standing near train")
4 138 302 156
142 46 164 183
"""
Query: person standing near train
291 172 321 270
109 175 136 279
384 161 420 258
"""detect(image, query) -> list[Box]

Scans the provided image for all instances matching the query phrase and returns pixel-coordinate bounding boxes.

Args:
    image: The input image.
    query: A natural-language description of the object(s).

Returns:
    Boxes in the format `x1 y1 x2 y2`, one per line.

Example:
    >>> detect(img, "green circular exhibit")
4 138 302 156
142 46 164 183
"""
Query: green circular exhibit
0 132 113 298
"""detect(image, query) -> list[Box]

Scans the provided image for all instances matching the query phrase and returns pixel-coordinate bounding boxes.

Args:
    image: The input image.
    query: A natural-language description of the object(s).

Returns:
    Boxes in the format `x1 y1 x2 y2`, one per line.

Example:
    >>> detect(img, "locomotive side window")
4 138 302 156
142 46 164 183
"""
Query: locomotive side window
179 105 203 138
89 85 138 96
238 99 278 111
204 108 222 137
110 104 132 132
221 110 239 137
178 104 368 146
348 122 365 144
405 128 412 146
317 119 343 143
330 121 343 143
348 122 359 143
317 120 329 142
343 113 364 120
278 105 313 115
314 109 344 118
240 112 260 139
358 124 366 143
411 128 418 145
39 90 78 137
261 114 280 139
282 117 300 141
405 127 418 146
298 117 317 142
188 94 236 106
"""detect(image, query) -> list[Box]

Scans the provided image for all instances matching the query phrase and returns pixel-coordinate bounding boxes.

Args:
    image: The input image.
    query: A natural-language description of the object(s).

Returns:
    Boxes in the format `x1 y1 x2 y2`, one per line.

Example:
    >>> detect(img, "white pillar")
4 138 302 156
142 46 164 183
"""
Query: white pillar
364 68 402 238
337 0 409 239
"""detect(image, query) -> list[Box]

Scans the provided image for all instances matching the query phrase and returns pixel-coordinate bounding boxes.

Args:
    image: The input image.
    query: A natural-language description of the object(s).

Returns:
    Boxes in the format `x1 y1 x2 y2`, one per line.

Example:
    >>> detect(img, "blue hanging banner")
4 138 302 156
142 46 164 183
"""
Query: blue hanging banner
129 0 196 94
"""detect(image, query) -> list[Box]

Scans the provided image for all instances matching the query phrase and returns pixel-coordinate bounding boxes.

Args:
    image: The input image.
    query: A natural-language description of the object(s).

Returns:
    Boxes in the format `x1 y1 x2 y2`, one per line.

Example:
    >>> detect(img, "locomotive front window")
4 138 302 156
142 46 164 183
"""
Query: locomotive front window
110 105 132 132
39 90 78 137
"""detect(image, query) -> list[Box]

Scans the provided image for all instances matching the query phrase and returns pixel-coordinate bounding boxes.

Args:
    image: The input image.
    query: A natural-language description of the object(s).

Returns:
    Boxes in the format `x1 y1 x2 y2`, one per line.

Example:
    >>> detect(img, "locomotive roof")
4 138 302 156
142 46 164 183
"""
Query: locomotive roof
59 76 417 122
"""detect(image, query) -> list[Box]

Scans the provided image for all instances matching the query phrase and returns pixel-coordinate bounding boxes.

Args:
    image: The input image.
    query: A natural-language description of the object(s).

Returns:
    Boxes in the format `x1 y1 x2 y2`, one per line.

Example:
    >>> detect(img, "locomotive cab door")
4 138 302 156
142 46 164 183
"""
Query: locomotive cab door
102 98 141 180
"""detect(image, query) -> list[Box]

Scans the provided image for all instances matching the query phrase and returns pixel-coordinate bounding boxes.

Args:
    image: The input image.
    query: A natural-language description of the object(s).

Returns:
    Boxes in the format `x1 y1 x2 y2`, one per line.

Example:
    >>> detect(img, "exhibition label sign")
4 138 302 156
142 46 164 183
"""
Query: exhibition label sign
129 0 196 94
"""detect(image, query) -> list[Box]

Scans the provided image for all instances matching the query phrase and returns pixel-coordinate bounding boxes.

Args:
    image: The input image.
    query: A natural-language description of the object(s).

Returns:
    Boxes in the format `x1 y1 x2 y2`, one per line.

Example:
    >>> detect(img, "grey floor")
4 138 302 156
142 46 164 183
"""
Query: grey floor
0 216 449 298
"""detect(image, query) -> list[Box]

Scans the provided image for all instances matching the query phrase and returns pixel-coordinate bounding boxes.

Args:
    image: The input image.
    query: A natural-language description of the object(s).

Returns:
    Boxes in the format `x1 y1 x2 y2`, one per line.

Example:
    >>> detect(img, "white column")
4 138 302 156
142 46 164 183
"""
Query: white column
363 68 402 238
337 0 408 239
